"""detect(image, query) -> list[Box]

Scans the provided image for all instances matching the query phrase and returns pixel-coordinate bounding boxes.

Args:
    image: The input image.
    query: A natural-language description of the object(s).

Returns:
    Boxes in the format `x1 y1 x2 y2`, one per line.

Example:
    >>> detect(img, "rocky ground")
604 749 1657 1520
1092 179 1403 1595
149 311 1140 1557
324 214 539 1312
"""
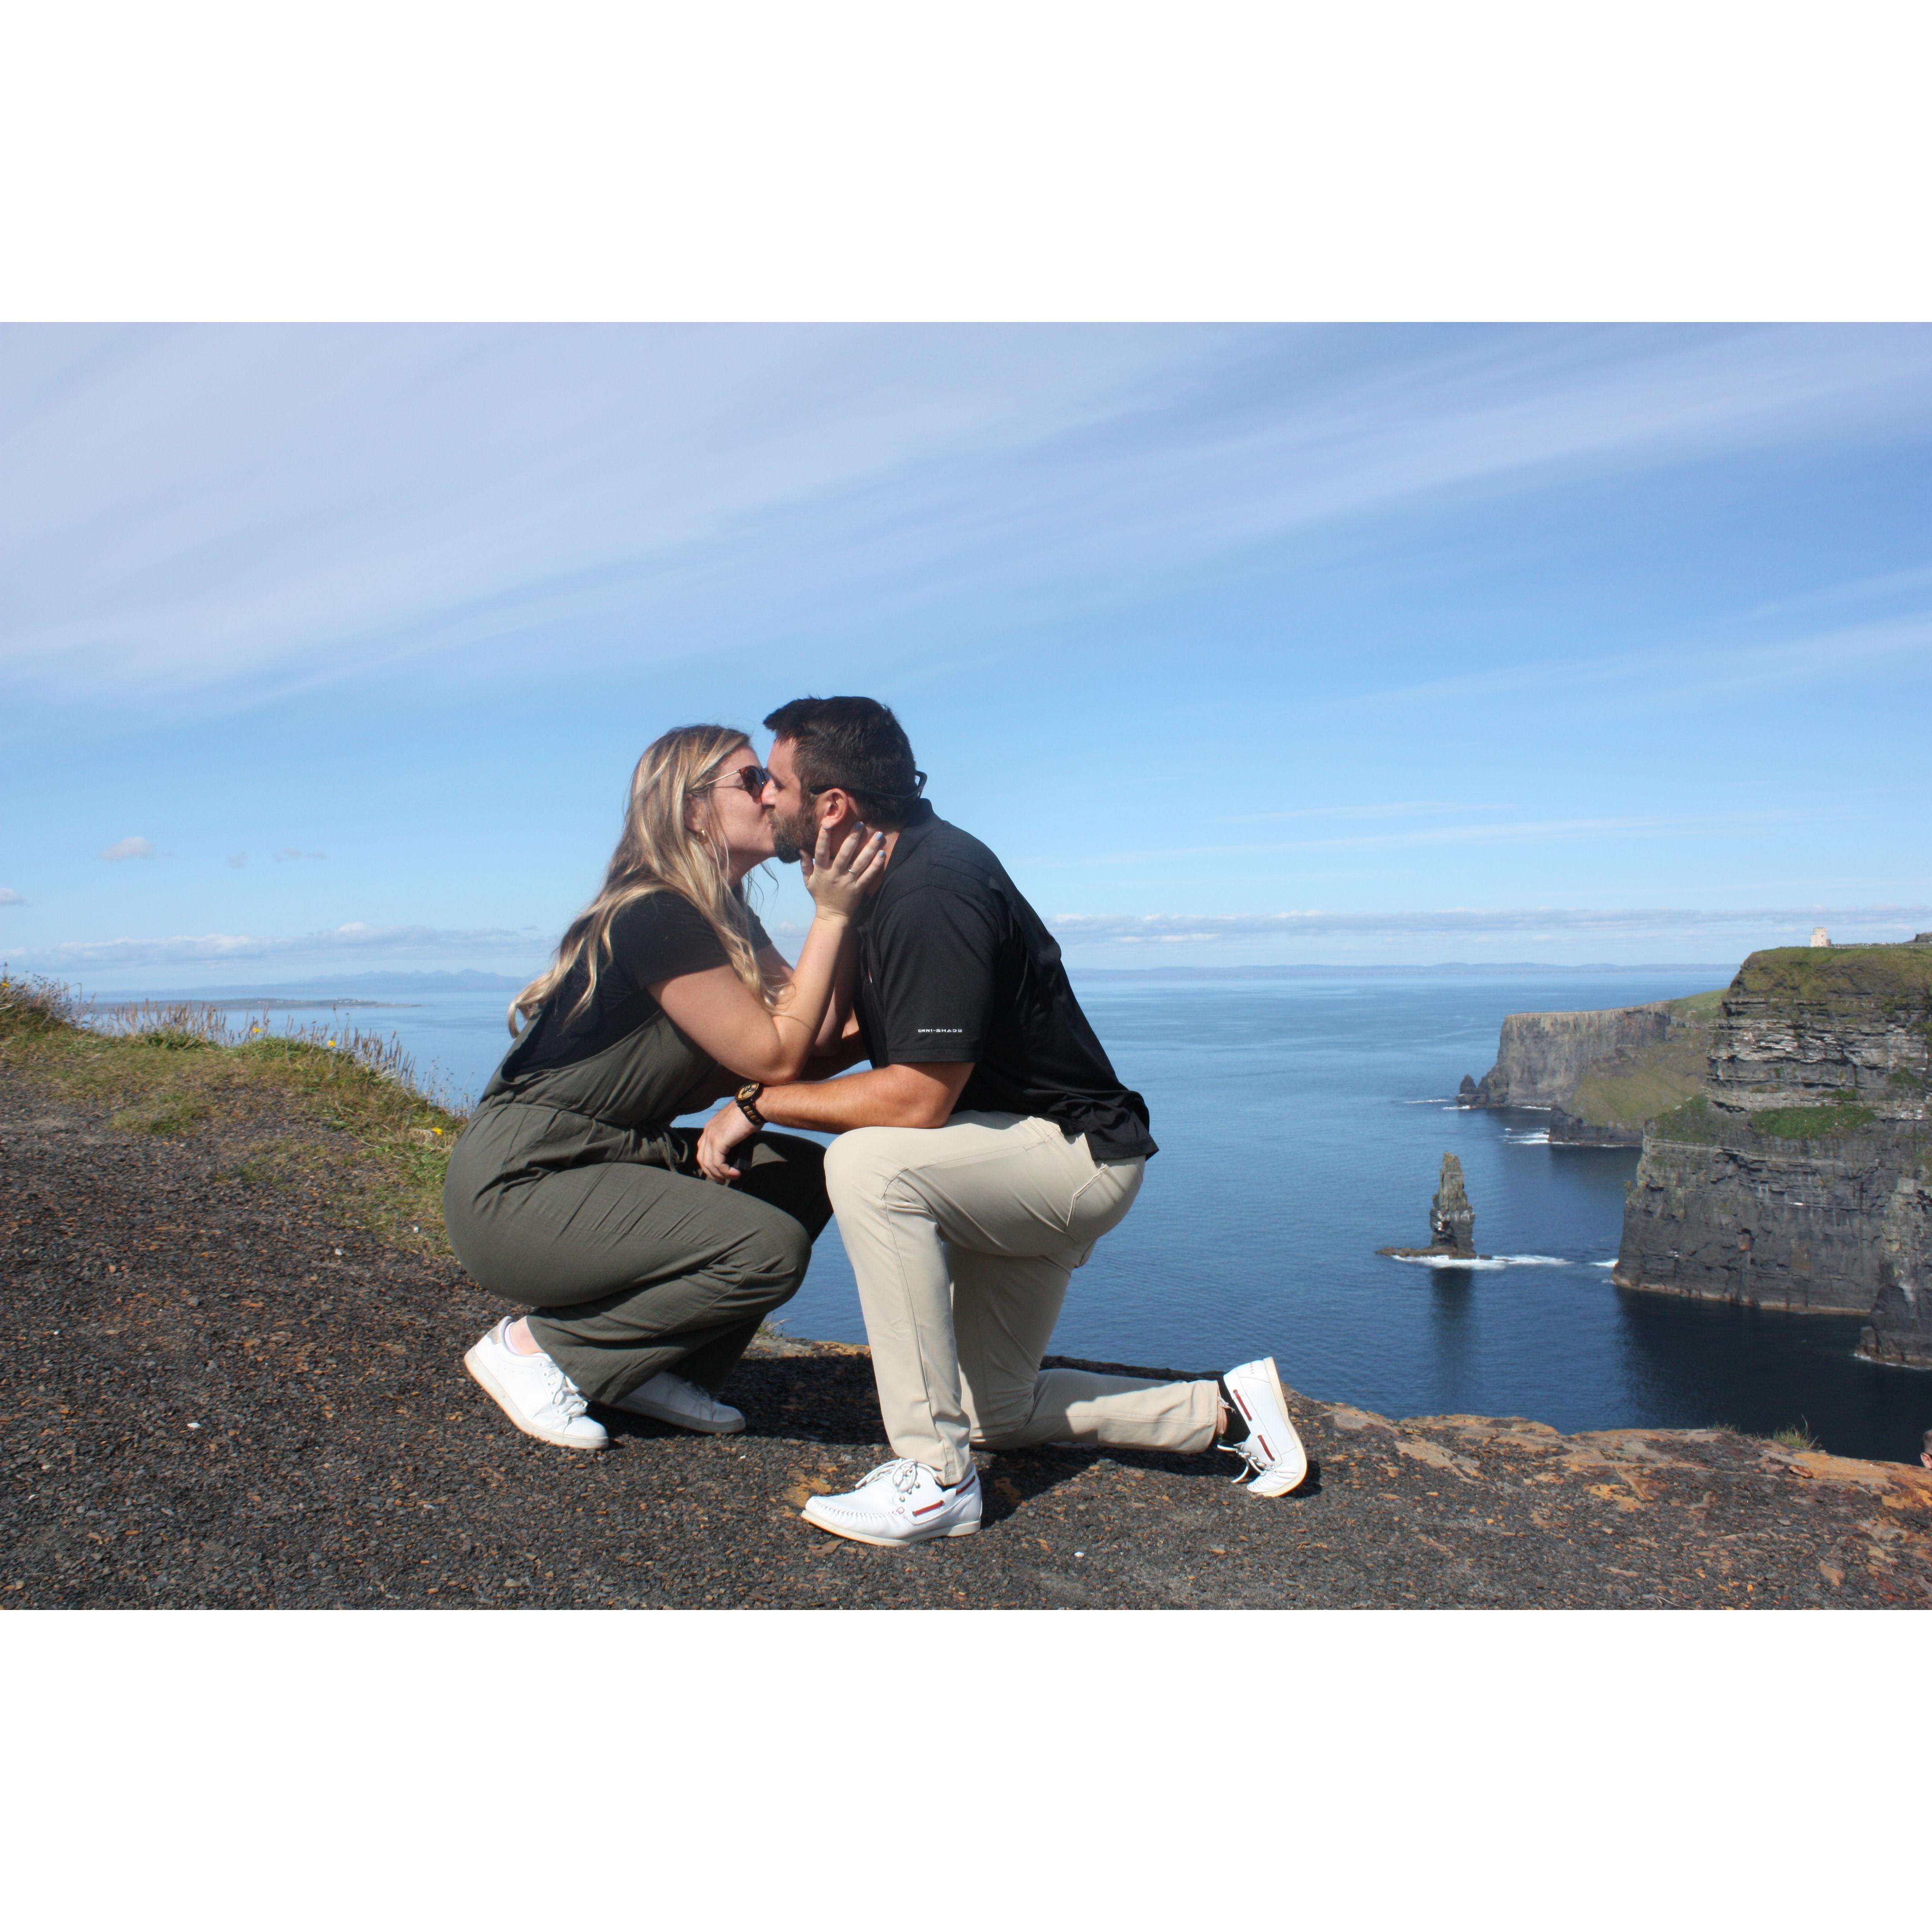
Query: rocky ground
6 1086 1931 1610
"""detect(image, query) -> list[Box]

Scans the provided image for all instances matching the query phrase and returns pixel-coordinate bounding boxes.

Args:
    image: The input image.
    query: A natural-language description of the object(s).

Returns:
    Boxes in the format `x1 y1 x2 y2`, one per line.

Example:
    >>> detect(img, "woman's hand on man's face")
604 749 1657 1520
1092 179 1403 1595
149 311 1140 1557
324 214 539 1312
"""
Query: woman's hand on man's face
800 819 889 920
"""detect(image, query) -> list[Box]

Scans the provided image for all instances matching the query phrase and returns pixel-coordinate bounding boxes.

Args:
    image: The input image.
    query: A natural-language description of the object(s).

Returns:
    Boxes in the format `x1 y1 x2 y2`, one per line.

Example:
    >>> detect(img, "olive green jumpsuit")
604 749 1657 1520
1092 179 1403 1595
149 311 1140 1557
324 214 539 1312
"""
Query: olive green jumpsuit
443 938 831 1406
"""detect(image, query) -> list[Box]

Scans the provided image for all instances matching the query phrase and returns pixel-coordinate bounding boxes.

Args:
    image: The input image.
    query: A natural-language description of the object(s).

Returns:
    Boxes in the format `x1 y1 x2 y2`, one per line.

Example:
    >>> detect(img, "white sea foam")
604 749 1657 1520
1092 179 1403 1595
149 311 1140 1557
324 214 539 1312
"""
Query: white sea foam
1385 1251 1574 1271
1504 1131 1551 1145
1591 1260 1617 1269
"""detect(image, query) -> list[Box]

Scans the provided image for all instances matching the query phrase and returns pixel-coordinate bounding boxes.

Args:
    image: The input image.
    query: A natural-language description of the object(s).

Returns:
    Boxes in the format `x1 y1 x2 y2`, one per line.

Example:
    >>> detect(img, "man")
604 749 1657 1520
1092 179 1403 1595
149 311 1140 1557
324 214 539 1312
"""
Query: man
696 696 1306 1548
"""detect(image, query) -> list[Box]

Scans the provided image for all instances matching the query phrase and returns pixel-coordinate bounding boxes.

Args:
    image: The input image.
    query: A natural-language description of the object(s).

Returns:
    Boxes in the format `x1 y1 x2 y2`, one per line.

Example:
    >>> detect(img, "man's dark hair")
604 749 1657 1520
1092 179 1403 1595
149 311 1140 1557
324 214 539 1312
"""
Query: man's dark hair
763 696 923 829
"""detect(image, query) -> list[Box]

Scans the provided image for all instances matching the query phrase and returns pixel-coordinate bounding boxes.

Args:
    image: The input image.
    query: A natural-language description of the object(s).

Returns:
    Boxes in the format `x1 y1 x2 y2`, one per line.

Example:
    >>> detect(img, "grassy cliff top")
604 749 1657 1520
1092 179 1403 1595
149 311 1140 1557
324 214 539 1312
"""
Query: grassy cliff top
0 973 464 1257
1732 944 1932 1004
1666 989 1727 1020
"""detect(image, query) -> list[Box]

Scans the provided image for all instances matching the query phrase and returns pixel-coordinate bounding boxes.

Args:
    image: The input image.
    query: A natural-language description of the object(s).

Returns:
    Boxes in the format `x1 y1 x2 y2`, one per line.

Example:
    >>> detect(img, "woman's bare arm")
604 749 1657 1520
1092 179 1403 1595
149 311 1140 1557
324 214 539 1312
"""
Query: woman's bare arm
652 824 883 1083
755 942 856 1058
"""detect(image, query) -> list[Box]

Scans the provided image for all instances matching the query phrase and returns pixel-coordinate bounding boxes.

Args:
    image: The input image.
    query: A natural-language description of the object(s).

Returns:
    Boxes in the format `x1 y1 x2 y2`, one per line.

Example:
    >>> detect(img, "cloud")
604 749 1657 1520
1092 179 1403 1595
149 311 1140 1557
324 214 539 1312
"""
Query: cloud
12 921 541 971
0 887 24 907
1208 800 1511 825
227 852 246 868
7 324 1932 716
1045 906 1932 947
1022 811 1795 868
270 848 326 862
98 836 156 861
1361 610 1932 713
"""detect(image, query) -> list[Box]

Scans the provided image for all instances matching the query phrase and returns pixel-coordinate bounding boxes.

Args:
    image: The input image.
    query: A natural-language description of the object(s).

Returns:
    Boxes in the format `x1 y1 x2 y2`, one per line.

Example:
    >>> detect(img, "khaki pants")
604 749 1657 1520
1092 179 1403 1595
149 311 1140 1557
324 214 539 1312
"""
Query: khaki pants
824 1111 1219 1486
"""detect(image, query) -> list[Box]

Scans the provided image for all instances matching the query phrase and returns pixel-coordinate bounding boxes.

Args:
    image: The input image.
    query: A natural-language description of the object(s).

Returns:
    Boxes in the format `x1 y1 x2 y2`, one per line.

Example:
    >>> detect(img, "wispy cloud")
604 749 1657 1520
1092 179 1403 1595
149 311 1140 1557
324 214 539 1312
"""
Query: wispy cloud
1022 811 1794 868
98 836 156 861
1046 906 1932 947
0 887 24 907
13 922 540 971
1208 800 1510 825
270 848 326 862
1361 610 1932 712
1740 559 1932 623
8 324 1932 716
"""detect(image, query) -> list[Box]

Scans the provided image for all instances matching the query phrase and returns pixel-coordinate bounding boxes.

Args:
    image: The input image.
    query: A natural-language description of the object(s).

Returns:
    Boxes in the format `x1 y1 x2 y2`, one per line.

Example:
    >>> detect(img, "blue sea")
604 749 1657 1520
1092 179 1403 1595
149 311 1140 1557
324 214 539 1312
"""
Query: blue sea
218 971 1932 1464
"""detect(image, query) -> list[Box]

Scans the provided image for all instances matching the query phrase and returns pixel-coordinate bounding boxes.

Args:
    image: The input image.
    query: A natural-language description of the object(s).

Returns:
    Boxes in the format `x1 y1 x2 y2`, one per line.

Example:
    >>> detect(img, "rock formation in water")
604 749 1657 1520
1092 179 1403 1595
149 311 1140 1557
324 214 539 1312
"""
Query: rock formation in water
1379 1152 1481 1259
1461 994 1722 1146
1613 944 1932 1366
1430 1153 1475 1255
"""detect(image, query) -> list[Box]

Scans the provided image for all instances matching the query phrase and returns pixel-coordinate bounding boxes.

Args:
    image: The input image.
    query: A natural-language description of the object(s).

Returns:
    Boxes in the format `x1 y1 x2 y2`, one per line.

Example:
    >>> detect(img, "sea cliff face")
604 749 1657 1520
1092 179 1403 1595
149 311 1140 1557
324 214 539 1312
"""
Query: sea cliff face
1463 993 1720 1145
1468 1004 1672 1108
1614 946 1932 1361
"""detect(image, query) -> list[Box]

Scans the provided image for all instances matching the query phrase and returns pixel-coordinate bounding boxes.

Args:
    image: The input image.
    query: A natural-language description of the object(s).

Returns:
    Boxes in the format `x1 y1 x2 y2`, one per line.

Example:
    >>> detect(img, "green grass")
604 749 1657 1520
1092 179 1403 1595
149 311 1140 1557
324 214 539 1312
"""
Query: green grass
1749 1096 1878 1141
0 970 468 1256
1569 1062 1706 1130
1564 990 1721 1130
1650 1095 1717 1143
1666 989 1727 1020
1769 1423 1821 1452
1733 945 1932 1006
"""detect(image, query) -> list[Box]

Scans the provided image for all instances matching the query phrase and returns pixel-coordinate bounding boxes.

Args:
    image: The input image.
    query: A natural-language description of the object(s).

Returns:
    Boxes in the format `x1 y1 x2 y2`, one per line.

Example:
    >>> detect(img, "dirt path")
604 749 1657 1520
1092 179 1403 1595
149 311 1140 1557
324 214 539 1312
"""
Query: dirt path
6 1087 1929 1609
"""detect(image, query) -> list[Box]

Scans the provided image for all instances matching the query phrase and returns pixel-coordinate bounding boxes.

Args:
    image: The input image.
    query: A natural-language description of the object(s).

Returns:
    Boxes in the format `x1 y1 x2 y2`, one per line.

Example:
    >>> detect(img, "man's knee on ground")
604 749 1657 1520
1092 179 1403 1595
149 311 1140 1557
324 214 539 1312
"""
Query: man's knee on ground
965 1389 1045 1451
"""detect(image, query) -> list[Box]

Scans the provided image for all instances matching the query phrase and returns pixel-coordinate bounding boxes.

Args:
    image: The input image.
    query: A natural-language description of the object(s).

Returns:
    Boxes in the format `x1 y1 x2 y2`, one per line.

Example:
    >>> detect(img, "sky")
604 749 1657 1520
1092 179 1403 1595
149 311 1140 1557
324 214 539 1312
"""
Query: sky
4 321 1931 990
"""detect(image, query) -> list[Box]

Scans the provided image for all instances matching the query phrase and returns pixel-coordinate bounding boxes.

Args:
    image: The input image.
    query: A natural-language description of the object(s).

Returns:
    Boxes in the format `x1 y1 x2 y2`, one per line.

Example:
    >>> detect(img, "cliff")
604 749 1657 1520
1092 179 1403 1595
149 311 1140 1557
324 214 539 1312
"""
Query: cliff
1462 991 1722 1145
1614 945 1932 1363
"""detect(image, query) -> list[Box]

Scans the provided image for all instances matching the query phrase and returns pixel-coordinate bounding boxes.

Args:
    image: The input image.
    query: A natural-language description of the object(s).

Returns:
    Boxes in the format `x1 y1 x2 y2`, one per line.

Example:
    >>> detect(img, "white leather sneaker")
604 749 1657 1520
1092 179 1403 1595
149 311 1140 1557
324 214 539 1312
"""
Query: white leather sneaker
464 1317 608 1452
608 1371 745 1435
800 1459 982 1548
1218 1356 1308 1496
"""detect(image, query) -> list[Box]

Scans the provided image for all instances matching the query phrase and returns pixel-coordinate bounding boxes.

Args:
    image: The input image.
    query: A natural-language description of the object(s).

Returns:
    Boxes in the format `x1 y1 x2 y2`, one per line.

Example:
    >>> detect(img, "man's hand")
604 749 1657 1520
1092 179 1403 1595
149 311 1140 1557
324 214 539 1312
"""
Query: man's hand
696 1100 758 1181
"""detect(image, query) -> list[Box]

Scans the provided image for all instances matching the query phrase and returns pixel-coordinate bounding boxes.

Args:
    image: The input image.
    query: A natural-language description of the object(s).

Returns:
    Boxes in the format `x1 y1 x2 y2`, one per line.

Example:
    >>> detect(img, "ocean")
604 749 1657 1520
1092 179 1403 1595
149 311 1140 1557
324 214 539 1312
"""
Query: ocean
194 970 1932 1464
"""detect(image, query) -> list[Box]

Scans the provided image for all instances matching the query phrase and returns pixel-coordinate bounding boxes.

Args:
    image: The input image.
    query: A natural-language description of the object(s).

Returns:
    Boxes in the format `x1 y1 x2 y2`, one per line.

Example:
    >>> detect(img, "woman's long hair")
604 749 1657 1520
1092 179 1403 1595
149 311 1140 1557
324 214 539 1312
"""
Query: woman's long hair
509 724 773 1035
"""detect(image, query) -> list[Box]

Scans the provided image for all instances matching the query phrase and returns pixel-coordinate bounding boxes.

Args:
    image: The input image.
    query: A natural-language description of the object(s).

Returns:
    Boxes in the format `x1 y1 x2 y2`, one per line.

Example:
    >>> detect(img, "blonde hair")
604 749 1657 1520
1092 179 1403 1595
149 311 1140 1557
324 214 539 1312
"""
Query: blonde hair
510 724 772 1035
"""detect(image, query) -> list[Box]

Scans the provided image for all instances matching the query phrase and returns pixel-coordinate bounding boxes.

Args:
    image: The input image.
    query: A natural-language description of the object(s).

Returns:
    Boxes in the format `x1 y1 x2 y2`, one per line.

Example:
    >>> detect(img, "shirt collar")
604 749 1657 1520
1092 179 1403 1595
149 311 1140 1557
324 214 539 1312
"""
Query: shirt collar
881 800 937 876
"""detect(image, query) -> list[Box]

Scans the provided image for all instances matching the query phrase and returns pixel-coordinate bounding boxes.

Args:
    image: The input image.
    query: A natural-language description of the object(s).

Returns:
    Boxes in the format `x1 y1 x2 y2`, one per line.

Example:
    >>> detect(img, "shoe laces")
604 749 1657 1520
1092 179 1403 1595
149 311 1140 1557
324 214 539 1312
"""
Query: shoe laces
661 1372 716 1412
1217 1434 1273 1483
527 1347 588 1422
856 1458 928 1497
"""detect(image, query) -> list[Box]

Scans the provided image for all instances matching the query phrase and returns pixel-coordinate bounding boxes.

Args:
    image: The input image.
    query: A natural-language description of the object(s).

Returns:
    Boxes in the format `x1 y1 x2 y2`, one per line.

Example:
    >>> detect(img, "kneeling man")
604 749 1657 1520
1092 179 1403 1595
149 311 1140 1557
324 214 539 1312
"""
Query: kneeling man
697 696 1306 1547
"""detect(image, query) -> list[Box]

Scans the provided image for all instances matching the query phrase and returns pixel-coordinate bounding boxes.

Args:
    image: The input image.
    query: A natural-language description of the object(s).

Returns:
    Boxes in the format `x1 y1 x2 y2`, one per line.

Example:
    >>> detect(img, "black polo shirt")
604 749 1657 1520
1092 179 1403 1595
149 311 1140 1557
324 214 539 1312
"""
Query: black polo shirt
852 804 1156 1161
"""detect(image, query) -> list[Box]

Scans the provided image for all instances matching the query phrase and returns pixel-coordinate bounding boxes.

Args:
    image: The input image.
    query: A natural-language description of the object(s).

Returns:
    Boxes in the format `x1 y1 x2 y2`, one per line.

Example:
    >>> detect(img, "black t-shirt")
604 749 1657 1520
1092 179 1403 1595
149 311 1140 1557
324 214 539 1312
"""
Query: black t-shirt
503 893 773 1079
853 805 1156 1161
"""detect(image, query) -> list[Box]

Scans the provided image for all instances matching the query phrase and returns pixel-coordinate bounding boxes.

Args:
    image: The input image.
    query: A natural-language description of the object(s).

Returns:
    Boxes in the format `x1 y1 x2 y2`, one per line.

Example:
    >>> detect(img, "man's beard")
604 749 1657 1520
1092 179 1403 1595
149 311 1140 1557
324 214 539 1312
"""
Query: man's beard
768 805 813 867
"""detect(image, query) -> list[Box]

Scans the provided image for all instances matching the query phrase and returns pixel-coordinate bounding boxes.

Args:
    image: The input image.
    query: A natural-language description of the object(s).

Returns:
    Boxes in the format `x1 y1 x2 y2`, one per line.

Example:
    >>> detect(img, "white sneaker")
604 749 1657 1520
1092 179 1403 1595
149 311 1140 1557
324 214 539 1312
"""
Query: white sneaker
800 1459 982 1548
464 1317 608 1452
1218 1357 1307 1497
608 1371 745 1435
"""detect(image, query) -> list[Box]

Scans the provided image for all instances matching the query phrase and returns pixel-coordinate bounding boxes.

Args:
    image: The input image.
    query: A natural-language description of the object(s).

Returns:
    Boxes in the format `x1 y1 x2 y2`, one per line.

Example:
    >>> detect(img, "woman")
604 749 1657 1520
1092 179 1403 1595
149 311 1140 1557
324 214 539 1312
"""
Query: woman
445 723 886 1452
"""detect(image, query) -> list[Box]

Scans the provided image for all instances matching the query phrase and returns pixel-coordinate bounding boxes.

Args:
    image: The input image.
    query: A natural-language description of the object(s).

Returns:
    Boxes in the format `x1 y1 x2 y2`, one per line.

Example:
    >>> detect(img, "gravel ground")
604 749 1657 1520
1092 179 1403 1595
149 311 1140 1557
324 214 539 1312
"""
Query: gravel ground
6 1089 1931 1610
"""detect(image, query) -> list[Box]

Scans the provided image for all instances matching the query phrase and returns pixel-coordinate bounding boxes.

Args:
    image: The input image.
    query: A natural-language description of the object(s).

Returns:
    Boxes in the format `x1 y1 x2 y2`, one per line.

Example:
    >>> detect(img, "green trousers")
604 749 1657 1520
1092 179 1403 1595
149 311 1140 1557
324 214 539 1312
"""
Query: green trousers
445 1116 830 1404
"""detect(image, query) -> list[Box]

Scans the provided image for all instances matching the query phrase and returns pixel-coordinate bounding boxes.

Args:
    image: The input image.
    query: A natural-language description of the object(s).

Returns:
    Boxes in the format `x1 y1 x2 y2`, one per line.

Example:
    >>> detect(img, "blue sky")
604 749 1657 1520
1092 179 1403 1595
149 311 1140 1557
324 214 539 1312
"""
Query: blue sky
5 322 1930 989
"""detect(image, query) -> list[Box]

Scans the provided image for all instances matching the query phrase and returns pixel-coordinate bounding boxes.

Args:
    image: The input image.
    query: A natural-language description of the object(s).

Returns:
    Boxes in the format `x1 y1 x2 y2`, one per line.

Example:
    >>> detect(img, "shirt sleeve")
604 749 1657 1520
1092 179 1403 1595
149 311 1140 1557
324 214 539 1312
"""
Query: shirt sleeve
607 893 733 986
866 882 999 1064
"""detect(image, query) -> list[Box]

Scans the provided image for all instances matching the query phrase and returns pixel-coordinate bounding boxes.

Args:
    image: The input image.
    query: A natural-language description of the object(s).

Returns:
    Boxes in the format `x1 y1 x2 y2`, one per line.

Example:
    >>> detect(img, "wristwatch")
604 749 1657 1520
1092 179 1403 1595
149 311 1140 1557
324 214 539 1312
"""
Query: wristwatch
734 1081 767 1130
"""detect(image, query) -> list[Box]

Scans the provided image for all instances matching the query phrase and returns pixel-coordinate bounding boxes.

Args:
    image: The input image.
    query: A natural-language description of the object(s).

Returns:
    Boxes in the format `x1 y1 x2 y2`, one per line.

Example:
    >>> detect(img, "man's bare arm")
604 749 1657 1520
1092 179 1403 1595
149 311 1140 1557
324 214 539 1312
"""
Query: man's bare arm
761 1061 973 1132
799 1009 867 1076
